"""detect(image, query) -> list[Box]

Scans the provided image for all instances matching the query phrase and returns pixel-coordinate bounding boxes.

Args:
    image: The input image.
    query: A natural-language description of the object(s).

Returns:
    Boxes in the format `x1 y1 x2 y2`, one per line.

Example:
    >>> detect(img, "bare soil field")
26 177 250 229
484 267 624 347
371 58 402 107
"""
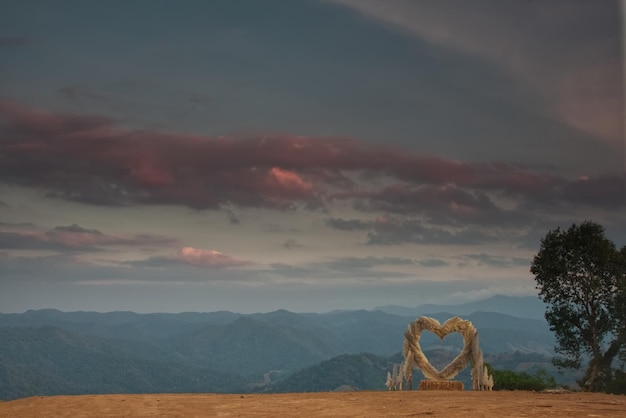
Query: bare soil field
1 391 625 418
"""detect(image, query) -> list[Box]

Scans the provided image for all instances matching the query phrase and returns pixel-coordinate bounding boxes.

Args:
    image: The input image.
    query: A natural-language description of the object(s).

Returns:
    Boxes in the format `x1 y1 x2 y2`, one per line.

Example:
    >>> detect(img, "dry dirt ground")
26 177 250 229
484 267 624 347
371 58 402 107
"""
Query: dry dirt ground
1 391 625 418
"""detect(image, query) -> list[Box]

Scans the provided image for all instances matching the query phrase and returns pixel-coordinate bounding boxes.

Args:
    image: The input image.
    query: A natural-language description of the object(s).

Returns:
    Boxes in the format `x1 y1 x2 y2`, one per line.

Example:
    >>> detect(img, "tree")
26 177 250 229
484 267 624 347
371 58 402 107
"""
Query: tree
530 221 626 392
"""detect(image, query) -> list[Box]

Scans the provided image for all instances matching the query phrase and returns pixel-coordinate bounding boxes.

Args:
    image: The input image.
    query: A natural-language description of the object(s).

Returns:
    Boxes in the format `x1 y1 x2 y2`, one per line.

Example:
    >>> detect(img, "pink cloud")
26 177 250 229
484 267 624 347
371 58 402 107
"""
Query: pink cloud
175 246 251 268
0 100 622 212
0 100 112 136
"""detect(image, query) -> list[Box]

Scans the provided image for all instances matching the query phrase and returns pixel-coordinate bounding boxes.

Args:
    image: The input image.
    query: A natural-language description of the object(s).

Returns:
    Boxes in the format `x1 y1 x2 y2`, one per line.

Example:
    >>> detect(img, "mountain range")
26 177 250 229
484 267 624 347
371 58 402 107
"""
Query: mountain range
0 296 558 400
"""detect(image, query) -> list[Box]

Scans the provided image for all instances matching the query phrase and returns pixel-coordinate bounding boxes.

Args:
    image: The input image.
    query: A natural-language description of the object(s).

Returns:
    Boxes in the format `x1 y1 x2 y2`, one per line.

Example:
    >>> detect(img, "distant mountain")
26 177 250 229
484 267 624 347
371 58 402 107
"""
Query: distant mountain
0 307 559 400
264 350 563 393
267 353 392 393
163 316 341 376
308 309 554 357
0 326 244 400
0 309 246 343
0 306 555 361
374 295 546 319
309 309 413 355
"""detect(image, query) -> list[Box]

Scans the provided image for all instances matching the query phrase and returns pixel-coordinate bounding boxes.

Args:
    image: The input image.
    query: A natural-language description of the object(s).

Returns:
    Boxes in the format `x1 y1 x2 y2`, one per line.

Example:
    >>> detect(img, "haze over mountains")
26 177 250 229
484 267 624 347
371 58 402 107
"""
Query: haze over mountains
0 295 557 400
375 295 546 320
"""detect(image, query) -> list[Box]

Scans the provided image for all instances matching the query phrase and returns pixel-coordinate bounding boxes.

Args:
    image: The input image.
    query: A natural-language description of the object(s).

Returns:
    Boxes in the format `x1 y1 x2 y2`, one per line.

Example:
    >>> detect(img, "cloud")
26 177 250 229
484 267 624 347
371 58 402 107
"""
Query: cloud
1 100 623 215
283 239 302 249
323 255 414 270
417 258 449 268
269 255 416 281
176 246 251 268
466 253 530 269
265 224 299 233
329 0 623 144
225 209 240 225
325 217 371 231
365 217 495 246
559 174 626 210
0 251 254 287
127 246 251 269
326 216 498 246
0 223 177 252
341 183 534 227
0 221 36 228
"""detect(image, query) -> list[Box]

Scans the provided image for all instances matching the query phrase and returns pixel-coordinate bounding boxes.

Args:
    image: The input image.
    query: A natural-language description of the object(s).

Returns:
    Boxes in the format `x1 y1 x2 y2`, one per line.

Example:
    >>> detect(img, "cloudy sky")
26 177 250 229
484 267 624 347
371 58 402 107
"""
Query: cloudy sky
1 0 624 313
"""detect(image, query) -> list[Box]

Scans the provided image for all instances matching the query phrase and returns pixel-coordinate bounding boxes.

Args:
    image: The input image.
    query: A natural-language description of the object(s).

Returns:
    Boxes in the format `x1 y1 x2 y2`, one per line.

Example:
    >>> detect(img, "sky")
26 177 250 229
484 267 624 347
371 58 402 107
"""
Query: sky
0 0 624 314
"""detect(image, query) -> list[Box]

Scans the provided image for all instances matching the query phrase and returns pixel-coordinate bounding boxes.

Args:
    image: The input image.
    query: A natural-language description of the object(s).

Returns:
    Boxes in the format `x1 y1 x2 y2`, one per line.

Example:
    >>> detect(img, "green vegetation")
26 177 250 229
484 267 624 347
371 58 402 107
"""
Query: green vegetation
0 326 244 400
530 221 626 392
604 369 626 395
485 363 557 391
163 316 338 376
0 308 565 399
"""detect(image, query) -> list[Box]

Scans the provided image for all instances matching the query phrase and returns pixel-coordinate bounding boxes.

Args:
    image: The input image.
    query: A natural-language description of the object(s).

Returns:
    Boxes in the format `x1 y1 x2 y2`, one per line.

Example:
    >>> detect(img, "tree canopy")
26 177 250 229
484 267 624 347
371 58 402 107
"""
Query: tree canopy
530 221 626 392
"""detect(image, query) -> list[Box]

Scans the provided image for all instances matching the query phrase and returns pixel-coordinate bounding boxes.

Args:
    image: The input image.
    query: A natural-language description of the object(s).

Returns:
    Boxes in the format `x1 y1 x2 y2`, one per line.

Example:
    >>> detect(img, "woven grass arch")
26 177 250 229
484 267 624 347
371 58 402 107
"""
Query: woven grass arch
402 316 488 390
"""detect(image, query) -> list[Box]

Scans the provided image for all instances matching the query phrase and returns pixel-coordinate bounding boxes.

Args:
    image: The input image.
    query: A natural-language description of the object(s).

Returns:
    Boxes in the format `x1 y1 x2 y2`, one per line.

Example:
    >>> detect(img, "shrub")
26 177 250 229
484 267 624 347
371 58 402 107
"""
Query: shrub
486 364 557 391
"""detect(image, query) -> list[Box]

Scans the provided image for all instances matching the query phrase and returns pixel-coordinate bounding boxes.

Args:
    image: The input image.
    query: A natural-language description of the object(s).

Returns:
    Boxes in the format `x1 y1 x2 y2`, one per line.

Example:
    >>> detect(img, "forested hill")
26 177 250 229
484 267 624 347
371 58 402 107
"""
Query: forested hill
0 305 556 400
0 326 244 400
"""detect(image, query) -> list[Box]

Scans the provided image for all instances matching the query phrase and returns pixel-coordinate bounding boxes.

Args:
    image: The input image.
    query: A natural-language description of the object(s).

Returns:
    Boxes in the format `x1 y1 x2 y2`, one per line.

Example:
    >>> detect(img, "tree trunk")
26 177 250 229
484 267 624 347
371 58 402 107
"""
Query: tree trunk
581 341 621 392
581 357 602 391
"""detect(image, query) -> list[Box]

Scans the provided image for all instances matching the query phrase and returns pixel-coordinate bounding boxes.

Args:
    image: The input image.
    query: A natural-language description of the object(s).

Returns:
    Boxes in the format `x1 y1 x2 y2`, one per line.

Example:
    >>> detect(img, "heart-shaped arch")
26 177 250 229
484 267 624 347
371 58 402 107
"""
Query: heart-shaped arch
403 316 484 388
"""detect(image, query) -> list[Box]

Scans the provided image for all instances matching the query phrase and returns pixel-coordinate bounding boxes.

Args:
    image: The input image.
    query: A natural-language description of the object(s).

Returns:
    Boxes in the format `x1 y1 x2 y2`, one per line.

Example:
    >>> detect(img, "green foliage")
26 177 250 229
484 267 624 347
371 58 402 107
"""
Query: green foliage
0 309 579 399
604 369 626 395
0 326 245 400
485 363 557 391
530 221 626 392
164 316 339 377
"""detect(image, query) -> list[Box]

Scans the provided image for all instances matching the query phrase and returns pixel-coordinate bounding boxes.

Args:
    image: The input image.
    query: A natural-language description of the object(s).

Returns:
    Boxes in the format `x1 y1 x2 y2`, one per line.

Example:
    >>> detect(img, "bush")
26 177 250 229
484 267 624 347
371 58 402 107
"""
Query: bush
486 364 557 391
604 369 626 395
